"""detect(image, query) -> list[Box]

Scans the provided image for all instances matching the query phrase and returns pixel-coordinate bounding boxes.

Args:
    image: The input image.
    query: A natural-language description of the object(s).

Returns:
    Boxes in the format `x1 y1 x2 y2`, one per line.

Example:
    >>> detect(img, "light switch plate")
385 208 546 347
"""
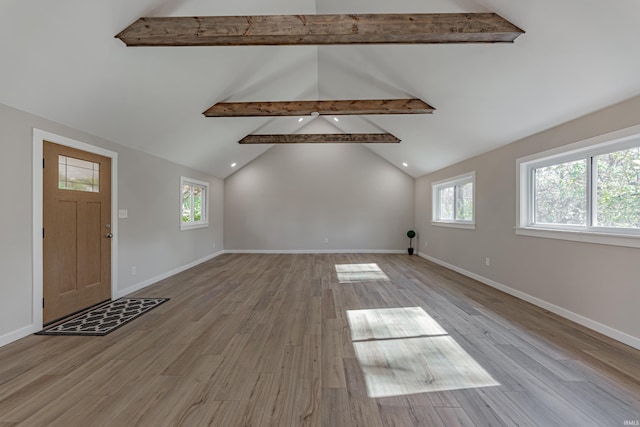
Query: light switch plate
118 209 128 219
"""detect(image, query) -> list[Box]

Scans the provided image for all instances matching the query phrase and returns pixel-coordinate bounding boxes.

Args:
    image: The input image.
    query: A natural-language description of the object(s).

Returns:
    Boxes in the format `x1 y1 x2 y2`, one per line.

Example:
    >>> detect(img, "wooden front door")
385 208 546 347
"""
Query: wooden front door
43 141 112 323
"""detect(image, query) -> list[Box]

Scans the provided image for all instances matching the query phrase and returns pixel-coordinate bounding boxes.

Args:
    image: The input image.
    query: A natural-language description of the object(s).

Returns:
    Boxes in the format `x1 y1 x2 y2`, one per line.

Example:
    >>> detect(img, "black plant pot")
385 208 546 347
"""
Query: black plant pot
408 248 414 255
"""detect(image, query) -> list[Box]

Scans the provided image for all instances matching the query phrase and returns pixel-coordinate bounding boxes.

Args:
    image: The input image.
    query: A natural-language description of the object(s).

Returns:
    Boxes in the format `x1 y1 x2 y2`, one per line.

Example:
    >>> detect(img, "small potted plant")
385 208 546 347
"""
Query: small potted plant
407 230 416 255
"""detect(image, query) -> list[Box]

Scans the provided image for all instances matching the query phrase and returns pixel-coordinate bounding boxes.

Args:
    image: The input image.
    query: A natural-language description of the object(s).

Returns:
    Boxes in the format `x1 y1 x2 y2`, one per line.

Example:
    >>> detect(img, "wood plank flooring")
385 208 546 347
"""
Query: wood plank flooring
1 253 639 426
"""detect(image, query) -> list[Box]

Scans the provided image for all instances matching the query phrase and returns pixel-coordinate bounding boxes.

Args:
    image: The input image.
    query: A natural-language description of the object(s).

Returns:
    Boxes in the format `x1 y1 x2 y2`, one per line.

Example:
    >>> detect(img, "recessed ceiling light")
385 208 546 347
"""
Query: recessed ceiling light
333 117 339 122
230 162 237 168
298 117 304 122
402 162 408 167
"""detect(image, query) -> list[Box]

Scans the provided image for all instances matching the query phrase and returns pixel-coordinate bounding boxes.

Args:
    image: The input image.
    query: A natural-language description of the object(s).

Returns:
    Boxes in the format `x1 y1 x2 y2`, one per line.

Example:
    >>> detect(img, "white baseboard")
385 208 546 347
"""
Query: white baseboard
418 252 640 351
224 249 407 254
0 324 41 348
115 250 225 298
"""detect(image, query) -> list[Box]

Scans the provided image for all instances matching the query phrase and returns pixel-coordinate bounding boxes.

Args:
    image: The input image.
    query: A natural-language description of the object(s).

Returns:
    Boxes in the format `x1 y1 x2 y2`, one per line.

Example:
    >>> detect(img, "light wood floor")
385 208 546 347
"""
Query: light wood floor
1 254 639 426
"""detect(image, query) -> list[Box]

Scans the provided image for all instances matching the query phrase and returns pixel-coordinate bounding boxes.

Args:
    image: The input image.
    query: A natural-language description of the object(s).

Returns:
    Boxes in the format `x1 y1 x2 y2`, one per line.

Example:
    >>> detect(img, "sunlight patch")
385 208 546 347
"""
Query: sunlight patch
335 263 390 284
347 307 499 398
347 307 446 341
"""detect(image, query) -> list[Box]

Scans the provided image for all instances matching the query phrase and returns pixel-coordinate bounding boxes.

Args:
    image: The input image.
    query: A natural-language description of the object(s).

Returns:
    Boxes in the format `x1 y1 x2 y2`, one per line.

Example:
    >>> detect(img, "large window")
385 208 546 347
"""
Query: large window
517 127 640 247
432 172 475 229
180 177 209 230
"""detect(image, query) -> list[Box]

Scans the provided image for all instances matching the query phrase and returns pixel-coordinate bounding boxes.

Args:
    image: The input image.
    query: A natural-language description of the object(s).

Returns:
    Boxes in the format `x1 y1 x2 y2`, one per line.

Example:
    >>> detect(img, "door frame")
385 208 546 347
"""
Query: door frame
32 129 118 329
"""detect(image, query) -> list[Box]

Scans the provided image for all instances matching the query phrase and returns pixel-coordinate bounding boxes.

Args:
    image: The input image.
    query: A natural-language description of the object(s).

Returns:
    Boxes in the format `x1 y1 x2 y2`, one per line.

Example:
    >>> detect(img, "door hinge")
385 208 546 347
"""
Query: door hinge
43 158 45 169
42 298 45 308
42 228 45 238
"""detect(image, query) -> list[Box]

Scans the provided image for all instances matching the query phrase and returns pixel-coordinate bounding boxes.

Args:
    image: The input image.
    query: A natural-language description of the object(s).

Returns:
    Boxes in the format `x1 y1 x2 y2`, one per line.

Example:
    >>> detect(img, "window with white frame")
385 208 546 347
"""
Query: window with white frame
517 126 640 248
432 172 475 229
180 177 209 230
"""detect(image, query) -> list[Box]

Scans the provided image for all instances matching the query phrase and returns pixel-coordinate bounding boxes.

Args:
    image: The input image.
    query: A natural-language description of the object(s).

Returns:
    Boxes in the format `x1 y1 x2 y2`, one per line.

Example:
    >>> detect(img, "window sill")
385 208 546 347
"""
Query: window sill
432 221 476 230
180 222 209 231
515 226 640 249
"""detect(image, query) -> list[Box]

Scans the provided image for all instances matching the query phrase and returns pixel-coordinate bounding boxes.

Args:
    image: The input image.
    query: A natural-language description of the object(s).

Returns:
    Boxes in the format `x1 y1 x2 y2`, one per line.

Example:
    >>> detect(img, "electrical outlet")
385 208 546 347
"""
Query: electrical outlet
485 258 490 267
424 241 428 247
131 266 137 275
324 237 329 244
212 241 216 249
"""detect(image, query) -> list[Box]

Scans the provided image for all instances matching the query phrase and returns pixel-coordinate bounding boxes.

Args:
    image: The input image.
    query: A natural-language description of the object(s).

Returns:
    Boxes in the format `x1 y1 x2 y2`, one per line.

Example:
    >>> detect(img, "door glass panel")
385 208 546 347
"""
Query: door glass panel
58 155 100 192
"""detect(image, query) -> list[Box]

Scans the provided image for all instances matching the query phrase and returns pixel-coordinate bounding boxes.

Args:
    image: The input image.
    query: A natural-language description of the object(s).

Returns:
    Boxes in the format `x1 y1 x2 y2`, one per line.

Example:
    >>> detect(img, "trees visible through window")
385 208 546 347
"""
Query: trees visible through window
534 159 587 226
595 146 640 228
180 177 209 230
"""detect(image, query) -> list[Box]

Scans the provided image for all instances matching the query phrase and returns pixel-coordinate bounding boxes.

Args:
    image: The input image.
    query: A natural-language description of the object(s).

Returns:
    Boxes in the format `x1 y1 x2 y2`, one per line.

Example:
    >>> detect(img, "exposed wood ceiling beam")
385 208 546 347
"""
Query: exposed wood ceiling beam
204 99 434 117
116 13 524 47
239 133 401 144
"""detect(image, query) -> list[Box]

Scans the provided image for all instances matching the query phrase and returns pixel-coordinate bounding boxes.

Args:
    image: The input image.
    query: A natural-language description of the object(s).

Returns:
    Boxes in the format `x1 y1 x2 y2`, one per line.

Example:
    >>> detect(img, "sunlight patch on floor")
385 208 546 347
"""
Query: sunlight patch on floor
335 263 390 284
347 307 500 398
347 307 446 341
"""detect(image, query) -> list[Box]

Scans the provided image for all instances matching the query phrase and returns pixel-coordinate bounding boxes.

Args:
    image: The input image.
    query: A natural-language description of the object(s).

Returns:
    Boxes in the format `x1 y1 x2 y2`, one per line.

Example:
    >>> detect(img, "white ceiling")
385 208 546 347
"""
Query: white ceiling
2 0 640 178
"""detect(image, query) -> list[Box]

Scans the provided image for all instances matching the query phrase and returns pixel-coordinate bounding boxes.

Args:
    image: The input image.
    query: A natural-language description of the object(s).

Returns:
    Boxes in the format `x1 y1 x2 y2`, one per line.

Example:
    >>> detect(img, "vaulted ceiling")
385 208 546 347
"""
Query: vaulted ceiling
2 0 640 178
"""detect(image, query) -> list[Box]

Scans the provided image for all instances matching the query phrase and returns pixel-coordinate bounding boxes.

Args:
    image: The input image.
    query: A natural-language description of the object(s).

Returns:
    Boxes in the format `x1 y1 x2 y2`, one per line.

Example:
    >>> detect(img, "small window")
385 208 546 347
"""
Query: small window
432 172 475 229
517 127 640 248
180 177 209 230
58 155 100 192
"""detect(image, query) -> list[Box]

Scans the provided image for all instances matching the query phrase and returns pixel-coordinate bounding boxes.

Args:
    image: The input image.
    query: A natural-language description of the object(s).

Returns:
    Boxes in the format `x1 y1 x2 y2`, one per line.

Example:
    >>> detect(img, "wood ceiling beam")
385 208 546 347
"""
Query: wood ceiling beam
116 13 524 47
239 133 401 144
204 99 434 117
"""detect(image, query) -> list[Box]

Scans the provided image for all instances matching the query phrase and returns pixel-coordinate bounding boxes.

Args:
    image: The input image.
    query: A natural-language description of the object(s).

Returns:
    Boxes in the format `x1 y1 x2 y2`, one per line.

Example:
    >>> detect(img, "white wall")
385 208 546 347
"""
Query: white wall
415 95 640 347
117 149 223 292
0 103 223 345
224 143 414 251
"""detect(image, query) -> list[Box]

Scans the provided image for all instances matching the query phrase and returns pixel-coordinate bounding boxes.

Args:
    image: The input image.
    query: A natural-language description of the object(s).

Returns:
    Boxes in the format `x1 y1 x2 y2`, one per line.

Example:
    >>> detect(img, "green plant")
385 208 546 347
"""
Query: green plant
407 230 416 248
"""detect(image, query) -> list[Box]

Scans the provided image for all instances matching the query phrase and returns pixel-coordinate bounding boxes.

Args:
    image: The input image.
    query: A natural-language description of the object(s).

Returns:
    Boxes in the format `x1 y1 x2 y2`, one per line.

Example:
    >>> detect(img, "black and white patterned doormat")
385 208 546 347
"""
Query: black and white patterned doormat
36 298 169 336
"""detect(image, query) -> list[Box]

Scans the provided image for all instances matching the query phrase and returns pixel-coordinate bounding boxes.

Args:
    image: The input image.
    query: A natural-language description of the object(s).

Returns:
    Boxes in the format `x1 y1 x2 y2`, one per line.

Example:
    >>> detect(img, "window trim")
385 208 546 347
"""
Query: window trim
516 124 640 248
432 171 476 229
180 176 209 231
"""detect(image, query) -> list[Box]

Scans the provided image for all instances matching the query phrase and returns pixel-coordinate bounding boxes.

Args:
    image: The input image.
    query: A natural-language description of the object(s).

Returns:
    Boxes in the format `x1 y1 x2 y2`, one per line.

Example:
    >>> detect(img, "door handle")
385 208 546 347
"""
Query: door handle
106 233 113 238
